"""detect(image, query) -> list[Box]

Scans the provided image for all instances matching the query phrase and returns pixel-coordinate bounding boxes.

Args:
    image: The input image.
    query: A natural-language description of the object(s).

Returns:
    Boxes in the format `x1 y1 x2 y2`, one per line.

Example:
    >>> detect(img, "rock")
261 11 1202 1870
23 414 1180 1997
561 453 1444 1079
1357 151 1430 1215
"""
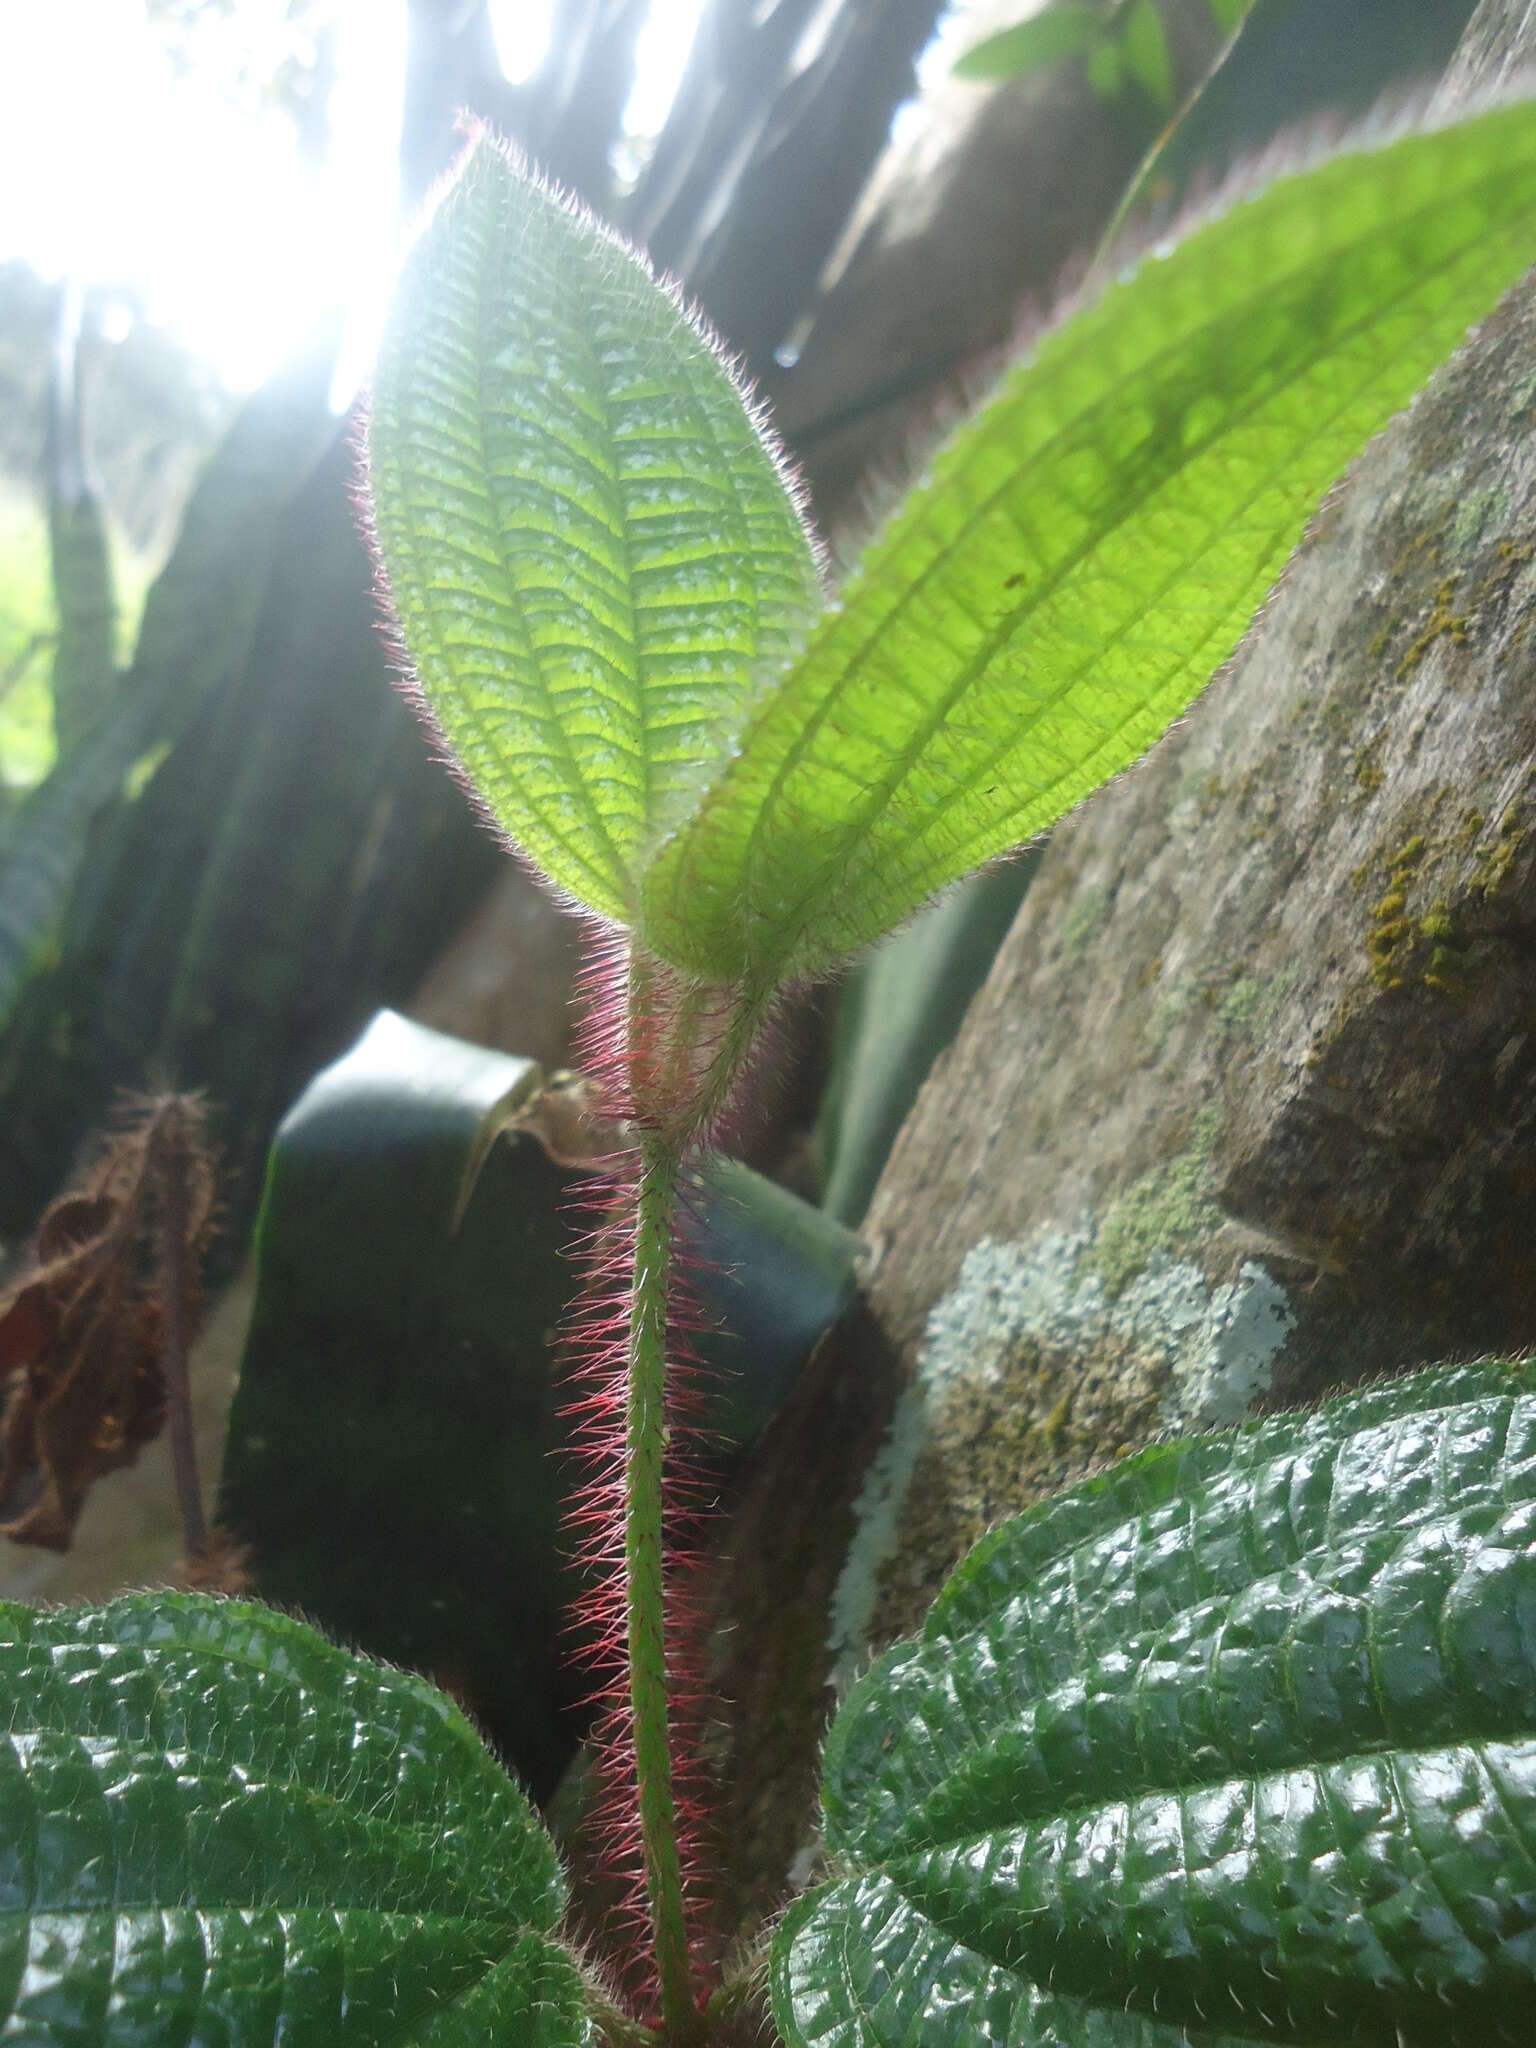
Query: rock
706 0 1536 1944
770 0 1228 523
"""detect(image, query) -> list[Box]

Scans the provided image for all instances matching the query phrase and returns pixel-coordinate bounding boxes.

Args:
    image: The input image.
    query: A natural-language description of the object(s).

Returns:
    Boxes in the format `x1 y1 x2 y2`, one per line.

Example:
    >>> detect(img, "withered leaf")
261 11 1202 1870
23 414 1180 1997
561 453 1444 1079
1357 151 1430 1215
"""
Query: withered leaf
0 1092 215 1550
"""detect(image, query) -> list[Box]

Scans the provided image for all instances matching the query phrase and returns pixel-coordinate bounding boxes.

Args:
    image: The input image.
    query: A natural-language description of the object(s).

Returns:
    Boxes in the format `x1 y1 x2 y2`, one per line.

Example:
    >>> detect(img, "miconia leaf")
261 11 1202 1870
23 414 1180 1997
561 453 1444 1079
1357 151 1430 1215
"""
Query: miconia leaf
367 127 821 928
0 1592 591 2045
642 99 1536 984
772 1359 1536 2048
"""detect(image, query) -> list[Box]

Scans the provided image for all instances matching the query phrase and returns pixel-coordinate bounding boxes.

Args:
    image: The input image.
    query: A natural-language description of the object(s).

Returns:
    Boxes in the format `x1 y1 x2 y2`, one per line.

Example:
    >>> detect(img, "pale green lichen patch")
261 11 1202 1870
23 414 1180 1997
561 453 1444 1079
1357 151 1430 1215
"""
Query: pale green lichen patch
1089 1107 1221 1299
827 1223 1295 1669
1215 962 1298 1043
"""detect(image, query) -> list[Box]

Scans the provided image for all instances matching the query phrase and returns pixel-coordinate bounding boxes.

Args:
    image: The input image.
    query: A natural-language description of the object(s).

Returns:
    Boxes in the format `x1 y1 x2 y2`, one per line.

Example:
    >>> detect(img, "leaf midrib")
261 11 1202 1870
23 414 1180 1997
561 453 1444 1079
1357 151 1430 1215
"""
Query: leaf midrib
840 1489 1532 1862
471 177 636 900
867 1728 1536 1866
766 179 1521 965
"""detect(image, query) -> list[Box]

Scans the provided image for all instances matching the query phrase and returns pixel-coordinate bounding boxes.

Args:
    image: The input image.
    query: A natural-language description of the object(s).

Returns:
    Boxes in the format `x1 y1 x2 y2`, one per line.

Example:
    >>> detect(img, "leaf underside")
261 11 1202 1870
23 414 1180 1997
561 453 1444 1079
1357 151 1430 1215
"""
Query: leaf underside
643 99 1536 984
773 1359 1536 2048
0 1594 588 2046
367 128 822 928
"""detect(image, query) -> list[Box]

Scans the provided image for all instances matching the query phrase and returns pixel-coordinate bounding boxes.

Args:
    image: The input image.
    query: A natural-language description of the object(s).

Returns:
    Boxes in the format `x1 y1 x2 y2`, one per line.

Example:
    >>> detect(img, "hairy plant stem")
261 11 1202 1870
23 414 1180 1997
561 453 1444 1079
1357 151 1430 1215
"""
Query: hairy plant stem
627 1127 700 2042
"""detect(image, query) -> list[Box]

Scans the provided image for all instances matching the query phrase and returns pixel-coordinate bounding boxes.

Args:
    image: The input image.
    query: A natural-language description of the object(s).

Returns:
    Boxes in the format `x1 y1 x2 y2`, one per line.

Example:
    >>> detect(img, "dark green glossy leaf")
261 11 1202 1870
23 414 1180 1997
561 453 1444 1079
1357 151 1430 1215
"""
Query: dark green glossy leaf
0 1592 591 2045
951 7 1108 85
773 1359 1536 2047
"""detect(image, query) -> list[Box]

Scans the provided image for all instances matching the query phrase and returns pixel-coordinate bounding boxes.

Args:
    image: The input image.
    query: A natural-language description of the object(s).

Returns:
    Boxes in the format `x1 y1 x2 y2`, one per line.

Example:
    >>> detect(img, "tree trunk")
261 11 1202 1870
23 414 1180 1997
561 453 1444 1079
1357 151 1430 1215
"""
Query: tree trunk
706 0 1536 1948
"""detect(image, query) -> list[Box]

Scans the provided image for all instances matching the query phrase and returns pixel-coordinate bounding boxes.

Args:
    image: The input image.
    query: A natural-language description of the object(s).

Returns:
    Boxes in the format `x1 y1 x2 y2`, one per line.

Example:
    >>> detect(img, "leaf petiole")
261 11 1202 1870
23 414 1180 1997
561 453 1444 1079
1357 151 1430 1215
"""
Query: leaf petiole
626 1122 701 2040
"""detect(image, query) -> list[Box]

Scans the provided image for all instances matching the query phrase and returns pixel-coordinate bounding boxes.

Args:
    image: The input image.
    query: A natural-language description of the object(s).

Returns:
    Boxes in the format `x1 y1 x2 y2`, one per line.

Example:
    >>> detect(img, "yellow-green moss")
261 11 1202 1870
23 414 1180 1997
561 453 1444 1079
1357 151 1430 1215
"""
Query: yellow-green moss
1367 917 1411 987
1395 575 1470 683
1473 808 1527 900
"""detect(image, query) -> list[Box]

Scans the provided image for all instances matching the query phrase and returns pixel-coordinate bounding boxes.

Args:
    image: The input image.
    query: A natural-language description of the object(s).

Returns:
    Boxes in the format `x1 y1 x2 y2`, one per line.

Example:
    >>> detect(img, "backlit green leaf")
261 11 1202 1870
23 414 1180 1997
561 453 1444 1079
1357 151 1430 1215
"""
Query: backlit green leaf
771 1359 1536 2048
367 127 821 927
0 1593 591 2045
642 100 1536 983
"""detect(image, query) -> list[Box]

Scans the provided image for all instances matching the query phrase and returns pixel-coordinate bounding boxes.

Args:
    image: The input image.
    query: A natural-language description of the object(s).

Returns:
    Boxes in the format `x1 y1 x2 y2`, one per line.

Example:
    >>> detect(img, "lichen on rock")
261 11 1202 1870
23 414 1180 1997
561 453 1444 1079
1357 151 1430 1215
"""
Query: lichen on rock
828 1222 1294 1668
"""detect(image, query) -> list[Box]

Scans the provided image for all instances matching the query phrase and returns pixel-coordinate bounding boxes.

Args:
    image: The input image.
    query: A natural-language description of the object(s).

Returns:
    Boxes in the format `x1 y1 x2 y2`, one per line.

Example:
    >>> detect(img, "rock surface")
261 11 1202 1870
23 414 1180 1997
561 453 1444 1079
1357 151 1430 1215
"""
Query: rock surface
706 0 1536 1946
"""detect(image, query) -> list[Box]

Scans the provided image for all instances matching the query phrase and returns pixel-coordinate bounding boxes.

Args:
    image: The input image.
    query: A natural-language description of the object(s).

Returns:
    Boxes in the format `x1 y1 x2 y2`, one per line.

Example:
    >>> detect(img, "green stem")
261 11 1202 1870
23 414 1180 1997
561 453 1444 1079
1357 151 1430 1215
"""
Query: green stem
627 1126 700 2042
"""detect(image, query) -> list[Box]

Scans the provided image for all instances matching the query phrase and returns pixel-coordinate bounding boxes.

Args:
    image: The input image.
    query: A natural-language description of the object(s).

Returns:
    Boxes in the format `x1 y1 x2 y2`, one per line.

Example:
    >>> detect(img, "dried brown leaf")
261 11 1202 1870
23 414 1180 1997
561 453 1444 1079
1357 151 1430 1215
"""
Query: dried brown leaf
0 1090 217 1550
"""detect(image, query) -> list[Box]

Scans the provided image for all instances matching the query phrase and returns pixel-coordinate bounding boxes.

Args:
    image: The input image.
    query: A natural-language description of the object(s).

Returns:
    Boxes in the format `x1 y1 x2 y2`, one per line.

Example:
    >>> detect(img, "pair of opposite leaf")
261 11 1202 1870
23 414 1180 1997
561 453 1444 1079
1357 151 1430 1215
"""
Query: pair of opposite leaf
368 97 1536 1002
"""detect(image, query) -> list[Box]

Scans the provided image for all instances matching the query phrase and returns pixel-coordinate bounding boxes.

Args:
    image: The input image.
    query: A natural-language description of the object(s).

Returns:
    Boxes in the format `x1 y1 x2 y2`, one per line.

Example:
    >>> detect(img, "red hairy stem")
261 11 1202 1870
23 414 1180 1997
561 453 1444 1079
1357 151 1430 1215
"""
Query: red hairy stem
561 934 768 2035
625 1131 698 2038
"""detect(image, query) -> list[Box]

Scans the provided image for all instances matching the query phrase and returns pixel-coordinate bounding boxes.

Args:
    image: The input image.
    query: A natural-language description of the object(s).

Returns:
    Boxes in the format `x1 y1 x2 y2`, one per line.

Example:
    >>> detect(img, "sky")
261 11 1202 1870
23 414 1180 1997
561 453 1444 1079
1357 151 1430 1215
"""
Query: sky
0 0 966 408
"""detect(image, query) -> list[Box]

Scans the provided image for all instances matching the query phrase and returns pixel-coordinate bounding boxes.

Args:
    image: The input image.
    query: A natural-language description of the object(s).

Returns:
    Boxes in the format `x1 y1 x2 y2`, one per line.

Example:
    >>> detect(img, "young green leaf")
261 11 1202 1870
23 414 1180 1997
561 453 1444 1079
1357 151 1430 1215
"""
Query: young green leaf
952 5 1108 85
772 1359 1536 2048
367 127 822 929
641 99 1536 985
0 1592 592 2045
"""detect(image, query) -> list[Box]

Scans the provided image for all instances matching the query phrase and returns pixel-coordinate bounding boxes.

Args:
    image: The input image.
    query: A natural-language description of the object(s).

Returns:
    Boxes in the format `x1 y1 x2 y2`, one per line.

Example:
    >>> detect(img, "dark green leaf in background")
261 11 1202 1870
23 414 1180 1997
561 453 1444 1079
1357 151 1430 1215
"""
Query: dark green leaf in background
0 1593 590 2045
1118 0 1174 109
0 337 338 1038
773 1359 1536 2047
817 858 1036 1227
46 491 115 757
219 1010 860 1795
952 6 1109 85
0 420 502 1250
